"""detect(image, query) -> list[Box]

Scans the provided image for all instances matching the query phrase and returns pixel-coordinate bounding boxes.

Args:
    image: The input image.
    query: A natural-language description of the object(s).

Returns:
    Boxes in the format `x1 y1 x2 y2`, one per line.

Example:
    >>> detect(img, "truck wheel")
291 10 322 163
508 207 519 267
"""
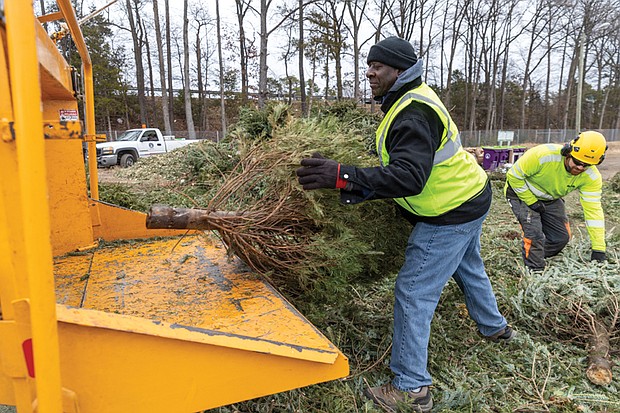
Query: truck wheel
120 153 136 168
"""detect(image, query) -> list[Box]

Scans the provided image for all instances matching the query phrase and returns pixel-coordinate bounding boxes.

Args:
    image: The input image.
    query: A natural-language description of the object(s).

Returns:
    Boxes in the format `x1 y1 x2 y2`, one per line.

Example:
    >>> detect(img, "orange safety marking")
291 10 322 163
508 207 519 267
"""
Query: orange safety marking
523 237 532 258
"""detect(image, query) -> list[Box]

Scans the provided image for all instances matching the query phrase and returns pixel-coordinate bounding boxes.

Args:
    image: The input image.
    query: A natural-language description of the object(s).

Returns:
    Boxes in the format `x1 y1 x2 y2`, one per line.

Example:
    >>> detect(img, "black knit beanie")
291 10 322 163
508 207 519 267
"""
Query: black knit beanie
367 36 417 70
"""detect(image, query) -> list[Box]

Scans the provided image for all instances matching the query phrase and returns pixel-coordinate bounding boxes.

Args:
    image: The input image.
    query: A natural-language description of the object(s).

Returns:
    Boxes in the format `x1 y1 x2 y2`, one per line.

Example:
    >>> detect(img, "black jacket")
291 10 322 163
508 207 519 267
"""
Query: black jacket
339 78 491 225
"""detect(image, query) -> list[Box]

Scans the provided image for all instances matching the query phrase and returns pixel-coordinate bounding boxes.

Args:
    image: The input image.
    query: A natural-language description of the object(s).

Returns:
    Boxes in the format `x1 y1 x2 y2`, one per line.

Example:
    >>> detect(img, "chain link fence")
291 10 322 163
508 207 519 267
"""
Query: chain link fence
460 129 620 147
98 128 620 147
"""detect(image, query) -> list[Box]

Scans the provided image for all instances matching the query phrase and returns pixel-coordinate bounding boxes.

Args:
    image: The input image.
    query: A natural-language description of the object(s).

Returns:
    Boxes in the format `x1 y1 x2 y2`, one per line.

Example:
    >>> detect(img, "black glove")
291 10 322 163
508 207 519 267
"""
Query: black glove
296 153 341 190
528 201 546 213
591 250 607 262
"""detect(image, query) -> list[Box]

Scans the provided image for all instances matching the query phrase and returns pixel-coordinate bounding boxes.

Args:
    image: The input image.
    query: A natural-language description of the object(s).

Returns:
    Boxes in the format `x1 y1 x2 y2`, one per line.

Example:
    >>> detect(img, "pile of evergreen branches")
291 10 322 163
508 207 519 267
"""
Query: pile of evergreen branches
102 101 409 300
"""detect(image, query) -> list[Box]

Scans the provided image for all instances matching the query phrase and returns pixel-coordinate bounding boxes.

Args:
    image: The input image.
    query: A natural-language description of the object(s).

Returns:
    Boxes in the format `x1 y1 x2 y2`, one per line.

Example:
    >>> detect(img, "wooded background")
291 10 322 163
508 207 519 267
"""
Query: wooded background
41 0 620 141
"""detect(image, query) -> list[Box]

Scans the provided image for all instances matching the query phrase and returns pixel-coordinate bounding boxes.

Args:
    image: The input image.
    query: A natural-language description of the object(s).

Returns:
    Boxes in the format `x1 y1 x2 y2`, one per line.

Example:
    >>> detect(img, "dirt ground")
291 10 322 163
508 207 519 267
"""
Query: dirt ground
597 141 620 181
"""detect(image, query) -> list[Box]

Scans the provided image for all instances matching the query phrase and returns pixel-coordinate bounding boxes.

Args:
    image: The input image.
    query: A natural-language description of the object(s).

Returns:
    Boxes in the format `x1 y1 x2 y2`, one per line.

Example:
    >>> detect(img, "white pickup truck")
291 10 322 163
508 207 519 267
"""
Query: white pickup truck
96 128 199 167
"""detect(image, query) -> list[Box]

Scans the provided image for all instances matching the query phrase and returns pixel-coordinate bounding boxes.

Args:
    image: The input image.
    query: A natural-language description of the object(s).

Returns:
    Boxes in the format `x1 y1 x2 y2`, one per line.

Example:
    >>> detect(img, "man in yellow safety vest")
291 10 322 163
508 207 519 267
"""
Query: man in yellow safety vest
296 36 513 413
505 131 608 271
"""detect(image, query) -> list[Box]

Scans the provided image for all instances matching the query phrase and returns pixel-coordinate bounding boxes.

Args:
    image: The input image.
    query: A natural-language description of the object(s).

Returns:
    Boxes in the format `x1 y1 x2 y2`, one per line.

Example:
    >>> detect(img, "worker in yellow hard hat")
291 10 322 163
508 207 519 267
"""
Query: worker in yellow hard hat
505 130 608 270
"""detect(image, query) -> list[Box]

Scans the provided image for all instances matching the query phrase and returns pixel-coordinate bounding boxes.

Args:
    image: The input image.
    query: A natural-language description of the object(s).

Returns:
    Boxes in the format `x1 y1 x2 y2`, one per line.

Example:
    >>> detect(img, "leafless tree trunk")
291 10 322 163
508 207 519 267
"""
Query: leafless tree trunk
235 0 252 103
345 0 369 103
492 0 521 131
126 0 147 126
279 24 296 104
386 0 418 40
599 47 619 129
299 0 307 116
165 0 175 127
366 0 389 113
195 21 205 131
258 0 314 107
544 6 552 129
258 0 271 107
182 0 196 139
152 0 172 134
141 16 156 126
561 34 579 131
442 0 468 109
215 0 227 137
463 0 478 132
323 0 347 99
421 1 438 80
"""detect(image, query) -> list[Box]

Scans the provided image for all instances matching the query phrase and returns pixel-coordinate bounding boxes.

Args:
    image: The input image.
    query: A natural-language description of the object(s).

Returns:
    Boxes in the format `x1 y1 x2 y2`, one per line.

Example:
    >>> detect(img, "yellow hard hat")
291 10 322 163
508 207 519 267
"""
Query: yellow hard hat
569 131 607 165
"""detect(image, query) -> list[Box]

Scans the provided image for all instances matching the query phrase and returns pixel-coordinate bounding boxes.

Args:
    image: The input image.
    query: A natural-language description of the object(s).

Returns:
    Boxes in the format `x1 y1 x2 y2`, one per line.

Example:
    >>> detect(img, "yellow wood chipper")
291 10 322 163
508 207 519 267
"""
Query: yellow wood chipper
0 1 349 412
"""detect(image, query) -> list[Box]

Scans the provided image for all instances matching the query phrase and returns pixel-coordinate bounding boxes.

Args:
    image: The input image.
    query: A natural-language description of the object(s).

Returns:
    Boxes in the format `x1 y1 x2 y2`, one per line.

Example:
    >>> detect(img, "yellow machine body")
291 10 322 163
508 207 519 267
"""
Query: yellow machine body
0 2 349 412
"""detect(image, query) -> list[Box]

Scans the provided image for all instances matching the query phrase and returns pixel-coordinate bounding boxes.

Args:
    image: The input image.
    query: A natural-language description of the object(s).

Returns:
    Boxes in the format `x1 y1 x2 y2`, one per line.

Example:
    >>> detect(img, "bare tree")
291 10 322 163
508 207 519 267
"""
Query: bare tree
299 0 307 116
140 13 156 126
598 29 620 129
152 0 172 134
278 23 298 104
309 0 347 99
366 0 391 112
257 0 318 107
344 0 369 103
235 0 252 102
125 0 147 126
215 0 227 137
440 0 469 109
165 0 175 126
386 0 420 41
182 0 196 139
193 6 211 132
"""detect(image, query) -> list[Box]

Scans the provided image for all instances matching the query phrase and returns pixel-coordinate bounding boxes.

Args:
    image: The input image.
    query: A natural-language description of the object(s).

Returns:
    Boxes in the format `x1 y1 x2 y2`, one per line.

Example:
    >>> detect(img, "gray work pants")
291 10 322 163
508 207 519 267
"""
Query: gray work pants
506 194 570 270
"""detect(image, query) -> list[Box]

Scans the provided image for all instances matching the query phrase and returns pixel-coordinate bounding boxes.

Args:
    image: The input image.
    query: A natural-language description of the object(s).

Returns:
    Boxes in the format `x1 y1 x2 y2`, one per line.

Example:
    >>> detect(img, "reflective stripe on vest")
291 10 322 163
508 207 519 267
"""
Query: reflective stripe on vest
377 85 461 167
375 83 487 217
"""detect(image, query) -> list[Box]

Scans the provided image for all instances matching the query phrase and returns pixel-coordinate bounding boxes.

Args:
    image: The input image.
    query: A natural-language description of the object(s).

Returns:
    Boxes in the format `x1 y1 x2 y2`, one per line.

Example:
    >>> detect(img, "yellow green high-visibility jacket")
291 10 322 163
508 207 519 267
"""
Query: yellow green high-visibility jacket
505 143 605 251
376 83 487 217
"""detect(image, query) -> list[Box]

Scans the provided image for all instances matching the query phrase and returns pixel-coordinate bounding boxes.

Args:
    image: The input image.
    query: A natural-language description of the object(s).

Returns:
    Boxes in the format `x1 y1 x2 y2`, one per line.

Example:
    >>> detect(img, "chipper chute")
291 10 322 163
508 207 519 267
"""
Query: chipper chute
0 2 348 412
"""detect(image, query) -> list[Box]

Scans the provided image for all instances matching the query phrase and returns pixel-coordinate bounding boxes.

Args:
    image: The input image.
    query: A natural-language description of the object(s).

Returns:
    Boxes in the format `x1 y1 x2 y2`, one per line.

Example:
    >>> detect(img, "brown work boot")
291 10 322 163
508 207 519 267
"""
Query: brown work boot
364 382 433 412
485 325 517 343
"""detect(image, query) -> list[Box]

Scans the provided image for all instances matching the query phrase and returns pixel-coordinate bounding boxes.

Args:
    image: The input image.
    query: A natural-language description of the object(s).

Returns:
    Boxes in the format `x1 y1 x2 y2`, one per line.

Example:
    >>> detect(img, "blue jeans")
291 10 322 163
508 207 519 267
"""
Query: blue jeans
391 213 507 391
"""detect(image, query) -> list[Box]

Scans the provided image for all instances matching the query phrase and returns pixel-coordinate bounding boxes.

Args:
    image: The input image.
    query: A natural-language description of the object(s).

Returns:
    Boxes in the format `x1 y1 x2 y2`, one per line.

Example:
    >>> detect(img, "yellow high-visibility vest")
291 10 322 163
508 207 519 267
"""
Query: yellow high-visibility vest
376 83 487 216
505 144 605 251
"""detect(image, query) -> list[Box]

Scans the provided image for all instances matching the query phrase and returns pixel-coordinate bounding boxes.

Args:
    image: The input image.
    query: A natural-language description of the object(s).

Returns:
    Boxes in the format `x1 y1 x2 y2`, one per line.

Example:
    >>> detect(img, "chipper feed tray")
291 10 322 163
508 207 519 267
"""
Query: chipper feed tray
50 235 348 412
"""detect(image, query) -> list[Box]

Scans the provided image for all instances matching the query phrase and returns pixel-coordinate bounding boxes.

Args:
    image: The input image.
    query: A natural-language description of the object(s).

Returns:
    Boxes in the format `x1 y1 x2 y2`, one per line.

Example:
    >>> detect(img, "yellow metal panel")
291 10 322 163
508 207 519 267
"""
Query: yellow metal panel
47 139 95 256
57 318 348 412
91 200 195 240
54 236 341 362
52 235 350 411
37 11 64 24
56 305 339 364
5 1 64 410
35 22 74 100
42 121 82 140
0 372 15 405
0 26 13 142
0 19 22 318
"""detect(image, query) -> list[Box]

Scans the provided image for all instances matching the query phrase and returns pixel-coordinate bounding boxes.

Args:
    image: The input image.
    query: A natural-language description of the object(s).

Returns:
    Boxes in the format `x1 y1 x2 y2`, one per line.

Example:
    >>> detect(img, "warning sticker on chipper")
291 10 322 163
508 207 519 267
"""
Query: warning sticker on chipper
59 109 79 121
